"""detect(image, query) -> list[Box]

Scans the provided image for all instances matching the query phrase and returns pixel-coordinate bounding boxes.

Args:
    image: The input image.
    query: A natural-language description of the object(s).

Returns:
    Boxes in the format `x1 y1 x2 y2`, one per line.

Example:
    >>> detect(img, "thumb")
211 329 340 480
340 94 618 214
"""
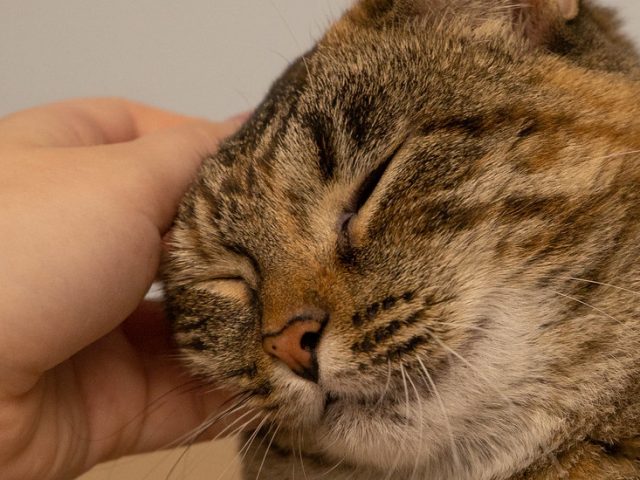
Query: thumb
105 117 245 233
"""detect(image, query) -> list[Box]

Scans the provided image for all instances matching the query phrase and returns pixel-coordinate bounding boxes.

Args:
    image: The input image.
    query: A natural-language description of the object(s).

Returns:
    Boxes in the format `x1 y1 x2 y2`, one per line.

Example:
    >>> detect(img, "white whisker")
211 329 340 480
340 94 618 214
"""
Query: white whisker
316 458 345 478
416 356 462 475
551 289 625 326
405 367 424 480
375 359 393 409
298 428 309 480
256 423 281 480
426 329 515 408
565 276 640 297
215 413 269 480
165 397 248 450
212 407 260 443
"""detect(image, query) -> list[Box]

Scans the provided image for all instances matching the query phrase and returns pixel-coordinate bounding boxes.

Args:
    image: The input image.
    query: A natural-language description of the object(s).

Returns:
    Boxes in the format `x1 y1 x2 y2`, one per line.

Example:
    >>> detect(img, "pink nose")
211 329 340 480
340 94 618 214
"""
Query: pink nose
262 316 325 382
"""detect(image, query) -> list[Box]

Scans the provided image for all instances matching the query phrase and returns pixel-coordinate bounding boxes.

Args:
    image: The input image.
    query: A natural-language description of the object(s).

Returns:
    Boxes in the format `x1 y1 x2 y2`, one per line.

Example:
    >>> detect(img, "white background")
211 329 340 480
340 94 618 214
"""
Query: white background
2 0 640 120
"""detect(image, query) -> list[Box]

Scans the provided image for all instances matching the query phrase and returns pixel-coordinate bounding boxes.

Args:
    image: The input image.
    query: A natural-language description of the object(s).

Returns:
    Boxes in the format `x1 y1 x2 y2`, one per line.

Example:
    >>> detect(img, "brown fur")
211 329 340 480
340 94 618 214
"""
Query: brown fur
163 1 640 478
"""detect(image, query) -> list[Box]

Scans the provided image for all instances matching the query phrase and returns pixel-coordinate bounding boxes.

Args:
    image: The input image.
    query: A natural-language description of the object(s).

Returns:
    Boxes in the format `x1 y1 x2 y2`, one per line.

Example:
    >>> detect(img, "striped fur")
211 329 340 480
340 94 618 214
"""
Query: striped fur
163 1 640 478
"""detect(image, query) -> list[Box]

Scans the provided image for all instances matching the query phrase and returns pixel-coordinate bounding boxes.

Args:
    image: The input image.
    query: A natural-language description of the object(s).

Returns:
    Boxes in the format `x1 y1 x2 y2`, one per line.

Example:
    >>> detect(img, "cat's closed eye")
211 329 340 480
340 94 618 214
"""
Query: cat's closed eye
341 142 405 249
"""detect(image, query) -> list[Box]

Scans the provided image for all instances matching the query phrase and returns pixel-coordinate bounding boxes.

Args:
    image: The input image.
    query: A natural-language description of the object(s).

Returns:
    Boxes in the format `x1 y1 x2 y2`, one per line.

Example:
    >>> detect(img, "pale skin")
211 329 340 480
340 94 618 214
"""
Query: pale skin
0 98 246 480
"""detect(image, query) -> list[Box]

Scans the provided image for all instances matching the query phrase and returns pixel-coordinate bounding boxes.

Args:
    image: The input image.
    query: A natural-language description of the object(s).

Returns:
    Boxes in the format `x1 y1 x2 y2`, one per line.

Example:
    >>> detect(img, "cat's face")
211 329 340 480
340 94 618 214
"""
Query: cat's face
164 1 640 478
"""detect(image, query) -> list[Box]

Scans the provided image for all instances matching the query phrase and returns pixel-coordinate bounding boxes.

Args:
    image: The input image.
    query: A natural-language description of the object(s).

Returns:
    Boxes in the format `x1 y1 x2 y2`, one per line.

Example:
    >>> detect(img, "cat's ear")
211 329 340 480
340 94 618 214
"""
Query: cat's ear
510 0 580 45
395 0 580 22
349 0 580 45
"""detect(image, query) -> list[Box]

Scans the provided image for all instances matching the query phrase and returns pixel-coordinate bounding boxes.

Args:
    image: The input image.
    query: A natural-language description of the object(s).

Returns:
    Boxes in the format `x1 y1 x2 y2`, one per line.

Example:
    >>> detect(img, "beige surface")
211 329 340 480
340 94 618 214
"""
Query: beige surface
79 439 241 480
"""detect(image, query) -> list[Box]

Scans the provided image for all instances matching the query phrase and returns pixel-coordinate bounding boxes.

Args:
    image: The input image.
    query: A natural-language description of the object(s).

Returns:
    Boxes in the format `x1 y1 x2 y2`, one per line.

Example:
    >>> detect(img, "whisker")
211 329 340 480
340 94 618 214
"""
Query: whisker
268 0 300 51
550 289 625 327
212 407 260 443
436 322 495 337
290 429 297 480
405 367 424 480
215 413 271 480
238 414 273 463
163 405 254 479
564 276 640 297
399 363 411 422
165 409 231 451
592 149 640 161
298 427 309 480
255 422 281 480
235 413 272 465
416 356 462 474
164 393 250 449
380 363 411 480
425 329 515 408
88 378 207 445
375 359 394 409
164 442 194 480
316 458 345 478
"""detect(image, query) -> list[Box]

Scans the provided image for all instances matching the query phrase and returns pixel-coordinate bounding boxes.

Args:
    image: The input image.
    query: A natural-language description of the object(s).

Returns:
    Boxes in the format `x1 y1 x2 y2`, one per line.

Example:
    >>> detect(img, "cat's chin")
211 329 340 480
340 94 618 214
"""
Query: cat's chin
270 391 428 474
317 404 421 469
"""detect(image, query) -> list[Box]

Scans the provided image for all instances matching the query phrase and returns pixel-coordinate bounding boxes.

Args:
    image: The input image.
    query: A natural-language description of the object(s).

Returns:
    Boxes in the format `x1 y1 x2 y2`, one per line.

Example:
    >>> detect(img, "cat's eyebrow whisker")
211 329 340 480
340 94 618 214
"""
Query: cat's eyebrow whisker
266 0 315 93
425 329 516 408
255 422 282 480
267 0 300 52
416 356 462 473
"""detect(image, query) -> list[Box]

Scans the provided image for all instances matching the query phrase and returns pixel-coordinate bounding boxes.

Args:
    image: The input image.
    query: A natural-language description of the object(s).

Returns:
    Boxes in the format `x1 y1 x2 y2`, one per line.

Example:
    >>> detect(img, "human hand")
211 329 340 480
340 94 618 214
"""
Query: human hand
0 98 246 479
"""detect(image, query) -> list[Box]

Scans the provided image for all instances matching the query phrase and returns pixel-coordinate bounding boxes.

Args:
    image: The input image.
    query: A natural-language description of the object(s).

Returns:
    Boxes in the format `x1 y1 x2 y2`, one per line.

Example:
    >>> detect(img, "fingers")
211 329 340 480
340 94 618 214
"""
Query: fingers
72 116 243 236
0 97 200 148
0 118 248 392
0 97 249 233
0 99 250 395
117 118 244 232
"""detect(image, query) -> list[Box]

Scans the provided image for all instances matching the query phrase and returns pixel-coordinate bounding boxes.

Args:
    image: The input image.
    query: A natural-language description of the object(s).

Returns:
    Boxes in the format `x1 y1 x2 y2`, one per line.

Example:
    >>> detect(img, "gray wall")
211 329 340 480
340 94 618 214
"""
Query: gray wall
2 0 639 120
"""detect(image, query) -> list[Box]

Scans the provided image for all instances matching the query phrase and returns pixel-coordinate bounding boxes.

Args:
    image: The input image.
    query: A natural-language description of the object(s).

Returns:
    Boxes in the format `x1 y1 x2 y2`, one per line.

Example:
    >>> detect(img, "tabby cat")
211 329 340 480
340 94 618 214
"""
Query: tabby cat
163 0 640 478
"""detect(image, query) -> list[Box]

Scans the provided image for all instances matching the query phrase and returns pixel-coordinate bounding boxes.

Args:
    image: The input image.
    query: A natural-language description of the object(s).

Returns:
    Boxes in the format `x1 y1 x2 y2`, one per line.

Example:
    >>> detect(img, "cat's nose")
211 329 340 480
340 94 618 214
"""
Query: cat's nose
262 310 327 382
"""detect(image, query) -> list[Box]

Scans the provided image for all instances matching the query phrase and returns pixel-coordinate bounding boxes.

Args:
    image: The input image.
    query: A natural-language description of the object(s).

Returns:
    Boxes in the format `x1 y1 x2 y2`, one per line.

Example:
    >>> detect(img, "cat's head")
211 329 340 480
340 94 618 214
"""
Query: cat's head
164 1 640 478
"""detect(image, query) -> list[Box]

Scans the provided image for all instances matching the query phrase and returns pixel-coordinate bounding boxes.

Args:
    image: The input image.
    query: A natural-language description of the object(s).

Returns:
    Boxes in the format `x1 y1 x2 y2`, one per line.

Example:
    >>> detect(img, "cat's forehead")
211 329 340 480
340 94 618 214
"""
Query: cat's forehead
225 23 526 175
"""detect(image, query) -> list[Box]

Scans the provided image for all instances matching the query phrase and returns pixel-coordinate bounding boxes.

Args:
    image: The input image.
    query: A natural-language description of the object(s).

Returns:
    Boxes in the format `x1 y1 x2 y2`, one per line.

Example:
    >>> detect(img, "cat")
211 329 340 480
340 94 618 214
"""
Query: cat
162 0 640 478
